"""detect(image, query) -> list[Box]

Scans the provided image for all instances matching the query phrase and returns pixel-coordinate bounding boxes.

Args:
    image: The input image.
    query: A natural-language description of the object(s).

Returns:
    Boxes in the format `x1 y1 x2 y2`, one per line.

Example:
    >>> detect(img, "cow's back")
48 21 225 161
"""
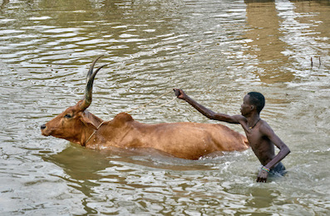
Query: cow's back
94 113 249 160
131 121 249 159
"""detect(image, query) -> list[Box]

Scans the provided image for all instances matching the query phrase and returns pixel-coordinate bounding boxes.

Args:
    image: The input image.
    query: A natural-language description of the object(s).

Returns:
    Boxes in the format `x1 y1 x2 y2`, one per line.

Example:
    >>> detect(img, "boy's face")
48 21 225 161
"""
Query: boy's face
240 95 253 117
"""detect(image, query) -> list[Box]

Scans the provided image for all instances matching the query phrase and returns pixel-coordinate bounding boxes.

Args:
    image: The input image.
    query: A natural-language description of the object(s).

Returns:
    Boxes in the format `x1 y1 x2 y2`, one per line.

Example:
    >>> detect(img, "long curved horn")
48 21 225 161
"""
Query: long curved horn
79 56 107 111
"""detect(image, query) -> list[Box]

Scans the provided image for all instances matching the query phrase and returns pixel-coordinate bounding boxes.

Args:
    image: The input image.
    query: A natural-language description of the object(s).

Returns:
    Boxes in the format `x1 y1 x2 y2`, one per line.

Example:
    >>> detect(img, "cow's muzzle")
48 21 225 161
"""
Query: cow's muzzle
40 124 50 136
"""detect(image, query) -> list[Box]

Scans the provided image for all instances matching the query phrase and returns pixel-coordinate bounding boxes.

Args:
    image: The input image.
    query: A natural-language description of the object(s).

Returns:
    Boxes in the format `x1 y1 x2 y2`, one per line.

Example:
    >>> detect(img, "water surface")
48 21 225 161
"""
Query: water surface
0 0 329 215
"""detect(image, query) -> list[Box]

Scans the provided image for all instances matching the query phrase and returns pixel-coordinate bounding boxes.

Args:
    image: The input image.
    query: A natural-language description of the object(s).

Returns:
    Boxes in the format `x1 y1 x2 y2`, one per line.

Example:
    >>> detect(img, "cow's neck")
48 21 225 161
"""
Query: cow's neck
80 111 104 146
84 121 105 146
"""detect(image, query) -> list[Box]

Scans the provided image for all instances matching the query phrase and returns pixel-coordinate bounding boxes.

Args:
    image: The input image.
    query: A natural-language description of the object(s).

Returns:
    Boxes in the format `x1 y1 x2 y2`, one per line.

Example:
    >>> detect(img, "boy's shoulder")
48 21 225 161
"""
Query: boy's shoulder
233 114 247 122
258 119 275 135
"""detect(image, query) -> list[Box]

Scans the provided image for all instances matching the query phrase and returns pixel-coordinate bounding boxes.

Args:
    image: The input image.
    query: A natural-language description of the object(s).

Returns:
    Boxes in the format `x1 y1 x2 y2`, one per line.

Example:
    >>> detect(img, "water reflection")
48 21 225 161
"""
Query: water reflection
279 0 330 73
244 187 277 209
243 0 330 84
43 144 219 182
43 145 110 181
244 0 294 83
0 0 9 10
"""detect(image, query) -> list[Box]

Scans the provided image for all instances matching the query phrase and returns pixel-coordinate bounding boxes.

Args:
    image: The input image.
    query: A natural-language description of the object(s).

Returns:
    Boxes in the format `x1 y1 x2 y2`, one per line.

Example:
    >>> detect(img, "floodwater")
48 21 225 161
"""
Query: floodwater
0 0 329 215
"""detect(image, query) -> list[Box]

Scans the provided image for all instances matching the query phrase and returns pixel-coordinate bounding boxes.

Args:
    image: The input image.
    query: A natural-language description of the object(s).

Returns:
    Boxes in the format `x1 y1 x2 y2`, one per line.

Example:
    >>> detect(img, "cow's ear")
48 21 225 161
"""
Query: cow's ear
80 113 97 130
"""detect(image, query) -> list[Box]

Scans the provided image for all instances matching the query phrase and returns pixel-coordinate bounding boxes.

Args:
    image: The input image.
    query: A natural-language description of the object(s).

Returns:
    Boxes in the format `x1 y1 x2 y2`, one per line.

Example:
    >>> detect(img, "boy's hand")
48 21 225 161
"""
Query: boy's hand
256 169 269 183
173 89 187 100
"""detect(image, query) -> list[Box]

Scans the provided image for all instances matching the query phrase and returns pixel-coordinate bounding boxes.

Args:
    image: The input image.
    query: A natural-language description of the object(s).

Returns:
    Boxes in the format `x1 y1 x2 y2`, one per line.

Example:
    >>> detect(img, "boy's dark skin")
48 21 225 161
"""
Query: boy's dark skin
174 89 290 182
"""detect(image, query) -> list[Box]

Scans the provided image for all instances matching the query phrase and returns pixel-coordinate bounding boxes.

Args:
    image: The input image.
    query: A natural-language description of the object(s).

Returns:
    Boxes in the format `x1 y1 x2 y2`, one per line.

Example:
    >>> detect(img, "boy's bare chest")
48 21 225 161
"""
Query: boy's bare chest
244 129 265 148
246 130 274 155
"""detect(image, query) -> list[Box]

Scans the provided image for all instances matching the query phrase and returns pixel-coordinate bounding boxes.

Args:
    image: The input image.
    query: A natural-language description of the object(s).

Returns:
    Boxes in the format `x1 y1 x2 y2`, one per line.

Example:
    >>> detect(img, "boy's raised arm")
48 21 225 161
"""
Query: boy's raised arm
174 89 241 124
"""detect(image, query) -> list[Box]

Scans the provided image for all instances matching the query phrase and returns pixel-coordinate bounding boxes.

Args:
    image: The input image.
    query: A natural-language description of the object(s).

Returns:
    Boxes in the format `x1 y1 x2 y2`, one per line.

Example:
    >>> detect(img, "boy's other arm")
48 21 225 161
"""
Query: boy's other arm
257 122 291 182
261 123 291 170
173 89 242 124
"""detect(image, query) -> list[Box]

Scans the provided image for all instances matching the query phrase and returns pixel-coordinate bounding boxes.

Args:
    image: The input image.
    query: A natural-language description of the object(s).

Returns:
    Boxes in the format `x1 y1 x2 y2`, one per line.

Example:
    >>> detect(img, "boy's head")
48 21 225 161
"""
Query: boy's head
247 92 265 114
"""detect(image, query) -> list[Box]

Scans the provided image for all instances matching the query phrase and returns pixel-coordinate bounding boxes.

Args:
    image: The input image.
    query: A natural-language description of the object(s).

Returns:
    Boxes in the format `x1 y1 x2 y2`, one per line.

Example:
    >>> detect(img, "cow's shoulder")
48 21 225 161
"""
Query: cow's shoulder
113 112 134 125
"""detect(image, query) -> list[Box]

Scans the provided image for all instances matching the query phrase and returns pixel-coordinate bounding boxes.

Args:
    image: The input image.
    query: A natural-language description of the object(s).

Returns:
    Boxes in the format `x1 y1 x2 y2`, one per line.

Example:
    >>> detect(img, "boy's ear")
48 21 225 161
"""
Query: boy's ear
250 105 255 110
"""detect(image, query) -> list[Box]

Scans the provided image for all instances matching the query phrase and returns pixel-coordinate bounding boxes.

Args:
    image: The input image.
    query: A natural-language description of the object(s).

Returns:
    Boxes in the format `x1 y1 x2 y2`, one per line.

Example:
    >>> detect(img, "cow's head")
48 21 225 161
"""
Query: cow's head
41 56 107 145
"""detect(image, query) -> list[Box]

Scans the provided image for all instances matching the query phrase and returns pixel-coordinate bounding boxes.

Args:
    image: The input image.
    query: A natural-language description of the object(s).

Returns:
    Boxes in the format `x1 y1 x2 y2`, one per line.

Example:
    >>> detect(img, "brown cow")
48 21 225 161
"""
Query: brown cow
41 57 249 160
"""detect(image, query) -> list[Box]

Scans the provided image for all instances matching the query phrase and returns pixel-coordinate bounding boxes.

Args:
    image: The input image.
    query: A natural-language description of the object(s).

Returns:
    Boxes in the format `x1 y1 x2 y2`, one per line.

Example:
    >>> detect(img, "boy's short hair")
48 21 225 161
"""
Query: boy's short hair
247 92 265 114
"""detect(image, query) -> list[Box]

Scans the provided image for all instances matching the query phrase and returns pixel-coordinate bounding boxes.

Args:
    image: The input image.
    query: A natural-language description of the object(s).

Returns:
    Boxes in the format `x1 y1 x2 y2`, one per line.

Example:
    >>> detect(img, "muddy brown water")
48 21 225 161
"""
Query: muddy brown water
0 0 329 215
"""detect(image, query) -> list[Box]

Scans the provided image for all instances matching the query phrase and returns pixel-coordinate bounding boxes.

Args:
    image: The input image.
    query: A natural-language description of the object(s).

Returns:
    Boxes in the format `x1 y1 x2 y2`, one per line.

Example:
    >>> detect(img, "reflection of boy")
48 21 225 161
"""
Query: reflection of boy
174 89 290 182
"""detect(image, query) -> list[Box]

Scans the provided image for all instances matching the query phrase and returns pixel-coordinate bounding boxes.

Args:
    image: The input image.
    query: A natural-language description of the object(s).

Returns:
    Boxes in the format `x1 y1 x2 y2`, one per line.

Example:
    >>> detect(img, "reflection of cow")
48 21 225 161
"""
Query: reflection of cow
41 57 249 160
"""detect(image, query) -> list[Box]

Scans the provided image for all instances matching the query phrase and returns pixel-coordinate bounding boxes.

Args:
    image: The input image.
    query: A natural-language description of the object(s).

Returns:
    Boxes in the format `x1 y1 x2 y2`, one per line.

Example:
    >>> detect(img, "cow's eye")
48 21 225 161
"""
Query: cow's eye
64 113 73 119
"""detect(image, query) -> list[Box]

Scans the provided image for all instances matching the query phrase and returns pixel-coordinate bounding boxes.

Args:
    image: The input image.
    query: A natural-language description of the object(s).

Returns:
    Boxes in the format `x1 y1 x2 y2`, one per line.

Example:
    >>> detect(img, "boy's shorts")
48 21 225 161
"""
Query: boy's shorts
269 162 287 176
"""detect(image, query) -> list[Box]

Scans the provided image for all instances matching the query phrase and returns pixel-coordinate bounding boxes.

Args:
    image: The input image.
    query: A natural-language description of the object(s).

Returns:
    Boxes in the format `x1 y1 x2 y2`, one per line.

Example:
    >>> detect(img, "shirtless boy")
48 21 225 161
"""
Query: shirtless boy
174 89 290 182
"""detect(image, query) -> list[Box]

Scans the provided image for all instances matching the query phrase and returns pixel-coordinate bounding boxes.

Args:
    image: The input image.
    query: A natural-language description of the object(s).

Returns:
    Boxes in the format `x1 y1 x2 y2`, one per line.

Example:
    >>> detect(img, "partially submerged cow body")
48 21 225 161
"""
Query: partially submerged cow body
41 57 249 160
